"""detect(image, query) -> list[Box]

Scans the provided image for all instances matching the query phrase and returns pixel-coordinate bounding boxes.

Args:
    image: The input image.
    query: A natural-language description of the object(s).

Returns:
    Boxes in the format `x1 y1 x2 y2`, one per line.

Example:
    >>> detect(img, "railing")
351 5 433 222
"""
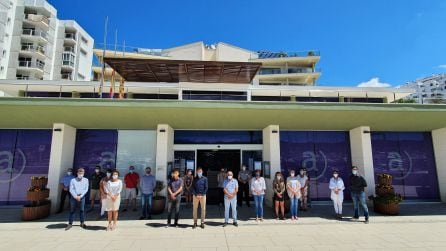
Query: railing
22 29 47 39
94 43 170 57
65 33 76 40
62 60 75 67
256 50 320 59
24 14 50 25
64 46 75 53
20 44 46 55
259 67 320 75
61 73 72 80
18 61 45 70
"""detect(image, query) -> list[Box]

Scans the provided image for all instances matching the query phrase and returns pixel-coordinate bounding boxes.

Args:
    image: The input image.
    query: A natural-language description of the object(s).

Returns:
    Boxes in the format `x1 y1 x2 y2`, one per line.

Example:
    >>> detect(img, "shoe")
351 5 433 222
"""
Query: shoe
139 216 145 220
233 222 238 227
166 223 171 228
173 223 178 228
260 218 264 222
193 223 197 229
365 217 369 224
223 222 228 227
352 217 359 221
276 217 279 220
200 223 205 229
65 224 72 231
255 217 258 222
80 223 87 229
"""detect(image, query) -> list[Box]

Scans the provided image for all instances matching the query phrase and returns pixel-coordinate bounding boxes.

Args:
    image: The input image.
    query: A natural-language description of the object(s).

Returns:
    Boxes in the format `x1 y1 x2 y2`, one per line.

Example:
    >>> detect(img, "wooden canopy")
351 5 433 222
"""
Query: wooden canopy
103 58 262 83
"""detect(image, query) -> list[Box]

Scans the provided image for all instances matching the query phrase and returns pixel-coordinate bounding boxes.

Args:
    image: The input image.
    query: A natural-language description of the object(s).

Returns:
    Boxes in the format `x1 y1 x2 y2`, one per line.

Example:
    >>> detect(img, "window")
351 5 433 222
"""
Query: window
81 36 88 44
80 49 87 56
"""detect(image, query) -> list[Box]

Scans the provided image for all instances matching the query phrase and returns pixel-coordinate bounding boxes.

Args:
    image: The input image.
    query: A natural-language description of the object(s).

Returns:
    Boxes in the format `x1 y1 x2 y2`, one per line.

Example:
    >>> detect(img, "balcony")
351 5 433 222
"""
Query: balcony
24 14 50 27
61 73 72 80
18 60 45 71
64 33 77 45
64 46 75 53
22 29 48 42
256 50 320 59
20 44 46 57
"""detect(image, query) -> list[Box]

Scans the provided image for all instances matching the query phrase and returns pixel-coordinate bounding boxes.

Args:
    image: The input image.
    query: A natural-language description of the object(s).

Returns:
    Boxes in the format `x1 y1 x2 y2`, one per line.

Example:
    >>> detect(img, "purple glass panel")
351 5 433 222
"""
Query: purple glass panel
73 130 118 176
0 130 18 203
280 131 352 200
371 132 439 200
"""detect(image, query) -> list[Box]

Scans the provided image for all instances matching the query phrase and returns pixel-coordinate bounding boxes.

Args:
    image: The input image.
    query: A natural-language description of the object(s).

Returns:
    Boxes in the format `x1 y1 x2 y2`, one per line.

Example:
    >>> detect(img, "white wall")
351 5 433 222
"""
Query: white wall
432 127 446 202
165 42 203 60
262 125 280 207
216 42 254 62
47 123 76 212
155 124 174 197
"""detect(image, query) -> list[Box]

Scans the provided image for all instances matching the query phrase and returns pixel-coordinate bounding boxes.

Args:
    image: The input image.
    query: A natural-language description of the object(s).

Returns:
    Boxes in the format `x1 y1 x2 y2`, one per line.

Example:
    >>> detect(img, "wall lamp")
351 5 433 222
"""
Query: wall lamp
159 129 166 133
54 128 62 132
272 130 278 134
363 130 371 134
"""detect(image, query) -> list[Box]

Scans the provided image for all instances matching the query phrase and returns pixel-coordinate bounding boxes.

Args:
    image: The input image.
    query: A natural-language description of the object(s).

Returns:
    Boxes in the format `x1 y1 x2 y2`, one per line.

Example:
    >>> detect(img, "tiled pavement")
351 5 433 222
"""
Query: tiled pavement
1 203 446 251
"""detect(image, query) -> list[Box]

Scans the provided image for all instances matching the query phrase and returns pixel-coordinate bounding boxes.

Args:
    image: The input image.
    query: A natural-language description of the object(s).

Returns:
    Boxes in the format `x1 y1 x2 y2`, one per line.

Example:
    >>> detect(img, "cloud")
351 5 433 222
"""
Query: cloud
357 77 391 88
438 65 446 69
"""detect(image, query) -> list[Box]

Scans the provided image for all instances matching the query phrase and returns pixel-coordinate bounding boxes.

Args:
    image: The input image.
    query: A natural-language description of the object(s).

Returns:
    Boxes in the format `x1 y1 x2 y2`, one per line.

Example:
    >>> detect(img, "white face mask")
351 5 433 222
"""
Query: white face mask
242 167 246 171
112 175 118 180
228 175 233 180
333 174 339 178
352 170 358 175
77 174 84 179
106 173 111 178
67 172 72 176
95 169 100 173
290 173 295 177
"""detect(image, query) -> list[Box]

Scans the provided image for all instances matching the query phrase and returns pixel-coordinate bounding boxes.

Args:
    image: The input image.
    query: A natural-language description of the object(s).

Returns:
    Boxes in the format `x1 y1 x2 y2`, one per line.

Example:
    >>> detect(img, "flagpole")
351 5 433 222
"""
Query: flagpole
99 16 108 98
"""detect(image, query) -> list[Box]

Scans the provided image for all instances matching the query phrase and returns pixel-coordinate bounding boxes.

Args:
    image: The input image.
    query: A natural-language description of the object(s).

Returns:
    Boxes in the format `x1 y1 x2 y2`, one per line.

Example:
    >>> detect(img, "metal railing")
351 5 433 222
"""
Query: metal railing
256 50 320 59
24 14 50 25
64 46 75 53
20 44 46 54
94 43 170 57
18 60 45 70
62 60 75 67
22 29 47 39
65 33 76 40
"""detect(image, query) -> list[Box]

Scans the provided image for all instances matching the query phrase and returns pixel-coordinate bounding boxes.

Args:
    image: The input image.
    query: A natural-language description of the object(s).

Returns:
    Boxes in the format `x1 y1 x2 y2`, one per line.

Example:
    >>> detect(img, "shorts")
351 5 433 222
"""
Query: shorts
125 188 137 200
89 189 100 200
273 194 285 202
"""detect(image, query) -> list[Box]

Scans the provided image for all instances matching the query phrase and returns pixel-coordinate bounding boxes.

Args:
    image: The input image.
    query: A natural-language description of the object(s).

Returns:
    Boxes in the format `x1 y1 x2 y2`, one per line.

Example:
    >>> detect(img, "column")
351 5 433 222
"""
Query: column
349 126 375 197
47 123 77 213
262 125 280 207
155 124 174 197
432 127 446 202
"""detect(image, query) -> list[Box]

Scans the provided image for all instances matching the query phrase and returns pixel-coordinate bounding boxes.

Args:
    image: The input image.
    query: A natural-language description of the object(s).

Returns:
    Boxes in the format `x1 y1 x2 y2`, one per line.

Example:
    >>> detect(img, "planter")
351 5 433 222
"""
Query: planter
31 177 48 188
378 175 392 186
22 200 51 221
376 185 394 197
27 189 50 201
151 196 166 215
373 202 399 215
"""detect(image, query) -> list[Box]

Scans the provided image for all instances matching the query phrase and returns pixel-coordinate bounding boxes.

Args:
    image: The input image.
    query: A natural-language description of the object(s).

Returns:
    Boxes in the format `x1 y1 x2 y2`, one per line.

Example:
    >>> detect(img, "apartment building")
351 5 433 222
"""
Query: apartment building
401 74 446 104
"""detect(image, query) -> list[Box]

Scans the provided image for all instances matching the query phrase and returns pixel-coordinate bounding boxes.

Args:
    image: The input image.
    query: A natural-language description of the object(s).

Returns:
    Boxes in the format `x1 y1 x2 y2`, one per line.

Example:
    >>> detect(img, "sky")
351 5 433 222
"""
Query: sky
48 0 446 87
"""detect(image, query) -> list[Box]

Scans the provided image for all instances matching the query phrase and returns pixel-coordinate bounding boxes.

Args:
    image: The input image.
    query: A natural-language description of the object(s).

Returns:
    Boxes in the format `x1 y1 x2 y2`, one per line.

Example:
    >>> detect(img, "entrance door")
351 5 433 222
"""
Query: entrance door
197 149 241 204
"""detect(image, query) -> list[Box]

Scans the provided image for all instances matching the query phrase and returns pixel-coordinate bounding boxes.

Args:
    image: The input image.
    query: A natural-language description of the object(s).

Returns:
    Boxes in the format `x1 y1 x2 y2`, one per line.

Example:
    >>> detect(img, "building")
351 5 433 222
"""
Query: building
401 74 446 104
0 0 94 81
0 41 446 213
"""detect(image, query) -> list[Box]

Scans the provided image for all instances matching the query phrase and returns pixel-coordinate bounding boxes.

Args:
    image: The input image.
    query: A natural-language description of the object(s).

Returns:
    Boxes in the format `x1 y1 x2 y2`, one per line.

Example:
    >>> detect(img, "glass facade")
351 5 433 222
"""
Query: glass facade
280 131 352 200
174 130 262 144
371 132 439 200
0 130 52 205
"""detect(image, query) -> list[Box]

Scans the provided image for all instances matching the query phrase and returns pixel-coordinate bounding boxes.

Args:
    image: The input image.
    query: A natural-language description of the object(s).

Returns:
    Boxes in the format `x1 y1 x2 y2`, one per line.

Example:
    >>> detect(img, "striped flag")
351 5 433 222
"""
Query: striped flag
109 70 115 98
119 78 125 99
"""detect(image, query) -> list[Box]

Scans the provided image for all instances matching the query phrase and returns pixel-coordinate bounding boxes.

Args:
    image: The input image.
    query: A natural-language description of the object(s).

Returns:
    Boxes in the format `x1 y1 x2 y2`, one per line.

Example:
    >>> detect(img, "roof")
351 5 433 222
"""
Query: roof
103 58 262 83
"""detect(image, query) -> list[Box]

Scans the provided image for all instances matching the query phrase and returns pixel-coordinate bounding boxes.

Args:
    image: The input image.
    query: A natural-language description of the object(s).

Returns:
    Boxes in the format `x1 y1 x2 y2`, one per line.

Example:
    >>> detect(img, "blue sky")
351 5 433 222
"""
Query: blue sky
49 0 446 87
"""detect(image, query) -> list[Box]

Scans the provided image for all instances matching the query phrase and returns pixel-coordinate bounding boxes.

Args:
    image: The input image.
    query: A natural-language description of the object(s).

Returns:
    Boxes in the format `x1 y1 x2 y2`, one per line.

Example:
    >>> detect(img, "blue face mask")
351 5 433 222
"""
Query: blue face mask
197 172 203 178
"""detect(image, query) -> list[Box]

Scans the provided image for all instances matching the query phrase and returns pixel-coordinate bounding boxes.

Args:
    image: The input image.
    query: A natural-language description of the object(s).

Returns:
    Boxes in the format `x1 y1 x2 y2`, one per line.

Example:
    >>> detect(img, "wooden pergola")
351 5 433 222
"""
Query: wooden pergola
103 58 262 83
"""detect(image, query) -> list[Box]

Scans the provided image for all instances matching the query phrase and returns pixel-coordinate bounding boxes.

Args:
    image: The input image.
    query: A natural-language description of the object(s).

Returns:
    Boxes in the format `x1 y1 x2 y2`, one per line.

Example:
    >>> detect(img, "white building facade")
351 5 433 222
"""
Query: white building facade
401 74 446 104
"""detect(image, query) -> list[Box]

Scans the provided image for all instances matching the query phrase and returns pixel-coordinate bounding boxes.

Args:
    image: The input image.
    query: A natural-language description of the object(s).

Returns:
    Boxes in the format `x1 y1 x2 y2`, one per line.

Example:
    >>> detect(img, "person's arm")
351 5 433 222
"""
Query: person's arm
329 178 336 190
191 179 196 196
69 179 77 198
340 179 345 190
262 178 266 193
238 173 242 182
79 179 89 198
233 182 238 196
250 178 256 193
118 180 123 194
204 177 208 195
362 177 368 188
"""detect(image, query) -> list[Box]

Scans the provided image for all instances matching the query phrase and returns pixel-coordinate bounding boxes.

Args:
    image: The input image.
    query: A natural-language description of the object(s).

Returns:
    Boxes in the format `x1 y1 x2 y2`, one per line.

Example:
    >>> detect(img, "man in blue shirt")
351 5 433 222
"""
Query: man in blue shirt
223 171 239 227
166 168 183 227
139 167 156 220
66 168 89 230
191 167 208 229
57 168 74 214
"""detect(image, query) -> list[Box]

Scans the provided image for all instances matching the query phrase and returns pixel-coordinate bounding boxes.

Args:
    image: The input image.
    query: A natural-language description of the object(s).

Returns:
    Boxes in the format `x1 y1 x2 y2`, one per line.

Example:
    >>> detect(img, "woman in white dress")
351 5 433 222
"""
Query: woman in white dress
328 170 345 219
105 170 123 230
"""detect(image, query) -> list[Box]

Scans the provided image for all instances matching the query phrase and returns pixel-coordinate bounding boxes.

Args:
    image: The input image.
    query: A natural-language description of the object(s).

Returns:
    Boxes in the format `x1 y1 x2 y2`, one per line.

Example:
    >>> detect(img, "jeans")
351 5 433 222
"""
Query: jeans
290 197 299 217
224 196 237 223
167 195 181 224
351 191 369 219
141 193 153 218
193 195 206 223
69 196 85 224
253 194 264 218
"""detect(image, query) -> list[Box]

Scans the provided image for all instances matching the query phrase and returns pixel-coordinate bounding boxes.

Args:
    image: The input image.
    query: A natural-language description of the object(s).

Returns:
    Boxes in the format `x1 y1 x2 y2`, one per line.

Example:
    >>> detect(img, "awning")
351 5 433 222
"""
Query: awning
103 58 262 83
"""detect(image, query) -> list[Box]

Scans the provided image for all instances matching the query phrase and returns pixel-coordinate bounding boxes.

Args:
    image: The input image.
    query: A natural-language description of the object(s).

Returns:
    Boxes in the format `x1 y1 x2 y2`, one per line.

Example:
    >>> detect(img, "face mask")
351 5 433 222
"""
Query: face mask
95 169 100 173
77 174 84 179
290 173 295 177
242 167 246 171
300 171 304 175
197 172 203 178
333 174 339 178
106 173 111 178
255 173 260 177
228 175 233 180
352 170 358 175
277 176 282 180
112 175 118 180
67 172 72 176
146 171 151 175
129 170 134 173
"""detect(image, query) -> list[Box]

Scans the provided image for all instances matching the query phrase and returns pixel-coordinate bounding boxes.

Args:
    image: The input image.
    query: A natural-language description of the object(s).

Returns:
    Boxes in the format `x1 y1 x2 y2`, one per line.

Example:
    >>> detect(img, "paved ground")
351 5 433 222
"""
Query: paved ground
1 203 446 251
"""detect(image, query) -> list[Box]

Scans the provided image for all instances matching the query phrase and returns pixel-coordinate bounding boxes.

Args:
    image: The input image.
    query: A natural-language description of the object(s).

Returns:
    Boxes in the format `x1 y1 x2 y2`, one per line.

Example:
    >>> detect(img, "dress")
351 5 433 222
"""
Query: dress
105 179 123 211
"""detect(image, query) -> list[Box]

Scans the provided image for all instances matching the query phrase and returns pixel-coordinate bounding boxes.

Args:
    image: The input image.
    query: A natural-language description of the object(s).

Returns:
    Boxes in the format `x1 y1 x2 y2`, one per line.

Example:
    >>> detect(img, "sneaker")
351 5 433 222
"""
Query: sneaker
80 223 87 229
200 223 205 229
65 224 72 231
173 223 178 228
352 217 359 221
166 223 171 228
365 217 369 224
260 218 264 222
223 222 228 227
233 222 238 227
192 223 197 229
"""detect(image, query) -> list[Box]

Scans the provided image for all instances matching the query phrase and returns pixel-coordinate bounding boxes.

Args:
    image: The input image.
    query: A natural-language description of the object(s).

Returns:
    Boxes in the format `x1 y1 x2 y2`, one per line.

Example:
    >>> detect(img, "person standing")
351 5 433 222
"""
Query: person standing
123 166 139 212
286 170 301 221
237 165 251 207
223 171 238 227
350 166 369 223
66 168 89 230
217 168 226 206
57 168 74 214
166 168 183 227
297 167 309 211
184 169 194 208
88 166 105 212
105 170 123 231
99 169 112 219
191 167 208 229
329 170 345 219
250 170 266 222
139 167 156 220
273 171 286 220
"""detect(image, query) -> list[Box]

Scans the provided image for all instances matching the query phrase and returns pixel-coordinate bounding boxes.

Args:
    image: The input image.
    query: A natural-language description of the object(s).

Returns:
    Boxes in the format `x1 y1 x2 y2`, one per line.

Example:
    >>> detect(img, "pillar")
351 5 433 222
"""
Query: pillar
262 125 280 207
155 124 174 197
47 123 77 213
432 127 446 202
349 126 375 197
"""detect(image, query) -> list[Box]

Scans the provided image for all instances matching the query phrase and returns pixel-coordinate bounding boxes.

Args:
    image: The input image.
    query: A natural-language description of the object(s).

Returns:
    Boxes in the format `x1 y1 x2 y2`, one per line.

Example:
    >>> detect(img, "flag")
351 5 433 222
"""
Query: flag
119 78 125 99
109 70 115 98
